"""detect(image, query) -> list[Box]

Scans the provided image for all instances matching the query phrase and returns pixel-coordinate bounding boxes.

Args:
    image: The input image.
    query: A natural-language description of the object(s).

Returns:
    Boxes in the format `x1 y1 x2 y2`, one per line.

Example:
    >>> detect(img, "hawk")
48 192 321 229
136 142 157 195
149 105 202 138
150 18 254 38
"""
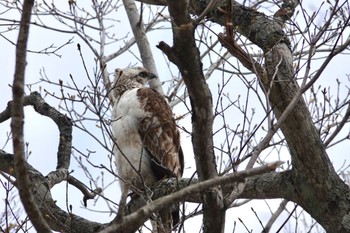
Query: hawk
111 67 184 232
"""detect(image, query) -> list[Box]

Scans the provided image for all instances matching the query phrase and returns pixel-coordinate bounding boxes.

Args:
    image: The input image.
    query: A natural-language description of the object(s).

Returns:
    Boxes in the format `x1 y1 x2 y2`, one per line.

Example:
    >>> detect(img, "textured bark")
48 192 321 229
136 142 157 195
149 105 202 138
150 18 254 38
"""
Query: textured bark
0 93 104 233
2 92 72 170
0 151 105 232
170 1 350 232
121 163 285 214
11 0 52 232
157 1 226 232
185 1 350 232
264 44 350 232
64 162 282 233
143 0 350 231
0 145 282 233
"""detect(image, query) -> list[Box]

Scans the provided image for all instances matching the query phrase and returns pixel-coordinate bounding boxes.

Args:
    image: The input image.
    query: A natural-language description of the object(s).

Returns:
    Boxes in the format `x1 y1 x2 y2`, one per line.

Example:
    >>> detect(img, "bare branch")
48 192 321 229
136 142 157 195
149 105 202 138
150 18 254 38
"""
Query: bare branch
158 0 228 232
67 175 103 207
123 0 164 94
0 149 106 232
324 102 350 147
264 199 289 233
100 161 284 233
1 92 73 170
11 0 51 231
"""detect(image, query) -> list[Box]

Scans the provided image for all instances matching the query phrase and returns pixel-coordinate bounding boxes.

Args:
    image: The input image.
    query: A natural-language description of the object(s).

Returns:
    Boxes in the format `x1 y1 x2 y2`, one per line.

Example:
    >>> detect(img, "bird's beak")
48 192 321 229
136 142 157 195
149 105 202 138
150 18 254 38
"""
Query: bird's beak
148 72 157 80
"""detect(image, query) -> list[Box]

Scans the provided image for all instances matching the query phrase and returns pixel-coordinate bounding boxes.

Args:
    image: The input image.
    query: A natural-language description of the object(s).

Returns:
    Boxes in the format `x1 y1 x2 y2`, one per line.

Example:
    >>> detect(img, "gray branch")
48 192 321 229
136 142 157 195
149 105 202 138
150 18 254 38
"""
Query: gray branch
1 92 72 169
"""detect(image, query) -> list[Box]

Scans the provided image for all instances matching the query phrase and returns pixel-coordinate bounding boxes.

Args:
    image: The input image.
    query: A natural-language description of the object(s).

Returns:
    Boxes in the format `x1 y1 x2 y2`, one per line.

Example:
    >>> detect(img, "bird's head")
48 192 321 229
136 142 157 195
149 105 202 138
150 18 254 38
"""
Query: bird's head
113 67 157 98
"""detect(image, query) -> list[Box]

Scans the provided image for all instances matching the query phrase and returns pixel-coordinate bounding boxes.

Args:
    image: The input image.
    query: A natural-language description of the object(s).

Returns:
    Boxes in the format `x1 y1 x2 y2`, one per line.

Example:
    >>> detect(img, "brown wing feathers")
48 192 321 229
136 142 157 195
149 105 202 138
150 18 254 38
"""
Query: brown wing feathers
137 88 184 179
113 67 184 232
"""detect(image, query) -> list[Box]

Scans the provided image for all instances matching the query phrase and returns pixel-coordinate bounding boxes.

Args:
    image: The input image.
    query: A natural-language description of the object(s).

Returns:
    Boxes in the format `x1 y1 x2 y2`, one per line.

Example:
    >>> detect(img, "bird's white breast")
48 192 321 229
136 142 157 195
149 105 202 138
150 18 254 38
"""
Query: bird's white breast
111 89 156 192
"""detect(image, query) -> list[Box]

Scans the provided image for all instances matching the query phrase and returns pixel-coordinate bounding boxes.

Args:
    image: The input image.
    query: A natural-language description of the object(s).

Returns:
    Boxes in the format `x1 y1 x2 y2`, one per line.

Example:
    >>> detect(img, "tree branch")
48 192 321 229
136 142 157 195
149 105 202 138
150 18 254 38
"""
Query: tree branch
0 144 285 233
11 0 52 232
264 199 289 232
67 175 103 207
0 91 105 232
1 92 73 169
157 0 227 232
100 161 284 233
0 149 106 232
324 102 350 147
122 0 164 94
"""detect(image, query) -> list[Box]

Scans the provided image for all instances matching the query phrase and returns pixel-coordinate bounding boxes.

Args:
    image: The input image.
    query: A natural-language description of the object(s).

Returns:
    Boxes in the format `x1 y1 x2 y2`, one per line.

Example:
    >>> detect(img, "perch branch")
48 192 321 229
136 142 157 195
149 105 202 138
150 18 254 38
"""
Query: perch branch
100 161 284 233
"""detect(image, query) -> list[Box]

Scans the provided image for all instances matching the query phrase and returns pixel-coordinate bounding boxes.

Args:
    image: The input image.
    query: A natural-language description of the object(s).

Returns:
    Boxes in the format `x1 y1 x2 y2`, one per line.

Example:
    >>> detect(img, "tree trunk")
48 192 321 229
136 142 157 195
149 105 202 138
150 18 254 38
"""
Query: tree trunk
186 0 350 231
158 1 226 232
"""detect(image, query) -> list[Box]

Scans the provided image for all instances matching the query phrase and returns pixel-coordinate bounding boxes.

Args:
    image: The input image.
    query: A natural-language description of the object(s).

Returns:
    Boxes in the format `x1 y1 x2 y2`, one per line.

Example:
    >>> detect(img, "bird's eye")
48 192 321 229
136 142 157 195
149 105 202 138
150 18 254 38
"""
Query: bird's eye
139 71 148 78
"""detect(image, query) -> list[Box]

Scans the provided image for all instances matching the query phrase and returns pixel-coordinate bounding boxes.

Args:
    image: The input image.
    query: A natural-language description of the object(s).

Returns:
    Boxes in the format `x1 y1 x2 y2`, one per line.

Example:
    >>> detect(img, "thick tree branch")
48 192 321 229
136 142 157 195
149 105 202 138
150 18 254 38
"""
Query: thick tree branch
1 92 72 169
273 0 298 26
200 1 350 231
157 0 226 232
122 0 164 94
0 145 285 233
148 0 350 231
238 170 294 201
0 150 105 232
0 91 105 232
100 161 283 233
11 0 51 232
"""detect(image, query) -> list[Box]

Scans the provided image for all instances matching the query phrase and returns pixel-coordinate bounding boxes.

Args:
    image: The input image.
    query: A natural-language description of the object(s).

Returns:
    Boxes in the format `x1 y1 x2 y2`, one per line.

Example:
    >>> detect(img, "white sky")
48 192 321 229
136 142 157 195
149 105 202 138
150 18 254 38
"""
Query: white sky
1 1 349 232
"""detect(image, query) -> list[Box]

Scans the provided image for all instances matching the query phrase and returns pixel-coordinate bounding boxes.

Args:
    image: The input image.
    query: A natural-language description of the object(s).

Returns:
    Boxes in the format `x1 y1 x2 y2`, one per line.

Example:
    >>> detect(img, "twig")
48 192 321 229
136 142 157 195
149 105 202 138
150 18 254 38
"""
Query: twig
324 102 350 147
67 175 103 207
264 199 288 232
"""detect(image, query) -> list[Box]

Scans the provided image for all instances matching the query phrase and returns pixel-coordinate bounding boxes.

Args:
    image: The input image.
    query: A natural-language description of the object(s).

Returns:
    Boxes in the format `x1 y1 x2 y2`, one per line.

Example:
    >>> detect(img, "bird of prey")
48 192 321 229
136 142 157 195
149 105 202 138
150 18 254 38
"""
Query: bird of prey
111 67 184 232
